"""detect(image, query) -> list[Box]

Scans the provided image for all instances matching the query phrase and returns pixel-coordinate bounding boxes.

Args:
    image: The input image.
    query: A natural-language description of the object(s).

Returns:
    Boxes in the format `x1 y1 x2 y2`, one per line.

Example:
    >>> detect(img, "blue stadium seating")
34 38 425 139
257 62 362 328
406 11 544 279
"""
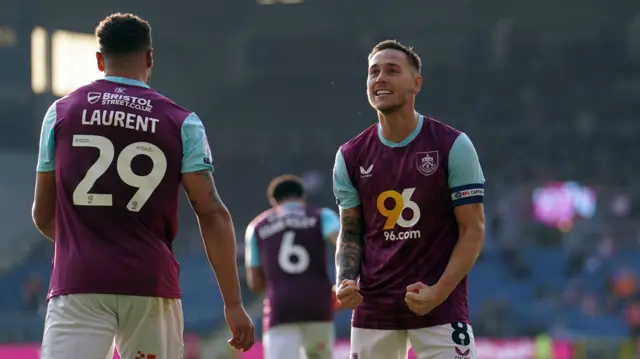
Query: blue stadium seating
0 244 636 342
0 246 259 342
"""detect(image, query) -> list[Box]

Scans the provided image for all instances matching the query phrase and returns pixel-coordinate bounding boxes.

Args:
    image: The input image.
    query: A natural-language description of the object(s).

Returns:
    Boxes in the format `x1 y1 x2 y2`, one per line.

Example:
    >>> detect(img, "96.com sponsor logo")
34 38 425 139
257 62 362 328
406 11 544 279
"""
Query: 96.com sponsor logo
376 188 422 241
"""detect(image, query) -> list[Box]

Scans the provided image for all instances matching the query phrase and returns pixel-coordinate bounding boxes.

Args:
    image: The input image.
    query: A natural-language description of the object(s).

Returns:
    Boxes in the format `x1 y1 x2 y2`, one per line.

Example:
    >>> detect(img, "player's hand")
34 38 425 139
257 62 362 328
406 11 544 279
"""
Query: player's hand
336 279 363 309
405 282 446 316
224 306 255 352
332 285 345 310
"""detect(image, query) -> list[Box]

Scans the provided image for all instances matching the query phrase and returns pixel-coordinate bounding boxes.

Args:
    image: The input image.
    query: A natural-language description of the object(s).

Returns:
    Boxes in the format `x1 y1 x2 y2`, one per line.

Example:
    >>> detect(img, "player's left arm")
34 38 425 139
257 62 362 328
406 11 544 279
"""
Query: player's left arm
244 223 266 294
181 113 245 310
434 133 485 298
32 103 57 241
320 207 340 245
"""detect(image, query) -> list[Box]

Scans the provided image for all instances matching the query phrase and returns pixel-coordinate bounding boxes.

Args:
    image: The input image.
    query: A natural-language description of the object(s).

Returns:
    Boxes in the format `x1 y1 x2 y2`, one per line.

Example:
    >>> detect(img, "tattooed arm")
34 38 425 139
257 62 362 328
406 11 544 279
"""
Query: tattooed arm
335 206 364 285
183 171 243 309
333 147 364 286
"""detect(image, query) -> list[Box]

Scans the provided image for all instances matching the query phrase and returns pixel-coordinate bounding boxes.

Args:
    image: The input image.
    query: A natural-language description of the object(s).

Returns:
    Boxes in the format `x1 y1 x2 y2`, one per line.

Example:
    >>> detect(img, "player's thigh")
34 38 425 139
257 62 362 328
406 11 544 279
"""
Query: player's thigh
263 323 304 359
350 327 409 359
408 322 476 359
300 321 334 359
115 296 184 359
41 294 118 359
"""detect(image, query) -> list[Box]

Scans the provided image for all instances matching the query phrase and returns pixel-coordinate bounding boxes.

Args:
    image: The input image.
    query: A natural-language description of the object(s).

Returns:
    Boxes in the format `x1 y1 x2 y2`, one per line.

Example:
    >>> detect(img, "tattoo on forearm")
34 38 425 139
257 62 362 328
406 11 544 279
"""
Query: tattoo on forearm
336 210 364 284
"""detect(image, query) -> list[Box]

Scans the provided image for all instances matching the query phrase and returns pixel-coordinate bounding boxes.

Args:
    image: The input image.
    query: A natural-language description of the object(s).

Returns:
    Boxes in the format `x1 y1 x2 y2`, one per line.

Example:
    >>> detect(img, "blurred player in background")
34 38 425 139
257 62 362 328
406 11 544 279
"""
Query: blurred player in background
31 12 254 359
332 40 485 359
245 174 340 359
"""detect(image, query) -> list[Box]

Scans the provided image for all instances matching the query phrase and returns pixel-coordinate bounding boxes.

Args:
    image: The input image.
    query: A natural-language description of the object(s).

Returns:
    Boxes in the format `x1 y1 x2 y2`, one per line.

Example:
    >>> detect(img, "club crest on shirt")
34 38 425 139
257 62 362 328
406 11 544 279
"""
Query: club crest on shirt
416 151 439 176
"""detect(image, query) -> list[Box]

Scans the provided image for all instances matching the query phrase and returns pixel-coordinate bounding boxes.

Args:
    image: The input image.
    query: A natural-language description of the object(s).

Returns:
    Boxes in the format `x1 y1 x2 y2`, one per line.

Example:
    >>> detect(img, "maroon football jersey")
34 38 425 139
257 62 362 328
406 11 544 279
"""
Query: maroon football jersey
39 78 212 299
250 204 334 330
340 117 470 330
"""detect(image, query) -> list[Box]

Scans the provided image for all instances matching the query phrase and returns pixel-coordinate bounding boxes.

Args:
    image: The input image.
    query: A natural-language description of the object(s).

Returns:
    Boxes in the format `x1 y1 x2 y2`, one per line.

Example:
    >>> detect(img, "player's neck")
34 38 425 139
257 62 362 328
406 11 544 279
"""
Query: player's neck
278 199 304 207
378 108 419 143
103 69 147 84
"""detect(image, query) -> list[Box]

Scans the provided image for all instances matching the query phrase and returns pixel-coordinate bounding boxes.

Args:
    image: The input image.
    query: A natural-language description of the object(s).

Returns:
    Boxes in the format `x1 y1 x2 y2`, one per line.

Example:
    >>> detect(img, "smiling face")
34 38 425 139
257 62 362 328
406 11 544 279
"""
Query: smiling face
367 48 422 114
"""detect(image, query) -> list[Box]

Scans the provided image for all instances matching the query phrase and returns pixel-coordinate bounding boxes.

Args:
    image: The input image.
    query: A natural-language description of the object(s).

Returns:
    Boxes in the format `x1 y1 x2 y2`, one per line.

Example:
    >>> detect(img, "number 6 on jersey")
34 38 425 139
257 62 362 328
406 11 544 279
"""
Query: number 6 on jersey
72 134 167 212
278 231 310 274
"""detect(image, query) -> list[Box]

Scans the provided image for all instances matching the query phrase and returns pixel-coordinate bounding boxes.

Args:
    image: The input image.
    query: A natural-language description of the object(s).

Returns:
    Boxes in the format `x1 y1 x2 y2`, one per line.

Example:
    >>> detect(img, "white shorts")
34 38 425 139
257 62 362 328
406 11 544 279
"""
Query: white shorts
41 294 183 359
263 321 334 359
350 323 476 359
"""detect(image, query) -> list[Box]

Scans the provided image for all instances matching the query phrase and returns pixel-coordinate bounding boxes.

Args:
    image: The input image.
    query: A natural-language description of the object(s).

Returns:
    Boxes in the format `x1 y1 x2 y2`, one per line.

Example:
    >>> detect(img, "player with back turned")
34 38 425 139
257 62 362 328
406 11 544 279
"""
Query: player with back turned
332 40 486 359
31 13 254 359
244 175 340 359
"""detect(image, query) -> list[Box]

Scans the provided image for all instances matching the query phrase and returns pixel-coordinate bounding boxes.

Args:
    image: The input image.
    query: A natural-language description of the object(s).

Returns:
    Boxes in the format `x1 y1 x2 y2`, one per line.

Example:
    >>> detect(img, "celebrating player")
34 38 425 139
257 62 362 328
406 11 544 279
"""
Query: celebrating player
31 13 254 359
332 40 485 359
245 175 340 359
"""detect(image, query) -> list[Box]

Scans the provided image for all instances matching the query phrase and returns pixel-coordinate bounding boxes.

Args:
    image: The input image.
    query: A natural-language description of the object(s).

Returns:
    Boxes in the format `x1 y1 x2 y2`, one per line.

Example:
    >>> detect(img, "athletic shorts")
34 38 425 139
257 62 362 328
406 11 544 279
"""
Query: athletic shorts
263 321 334 359
350 322 476 359
41 294 183 359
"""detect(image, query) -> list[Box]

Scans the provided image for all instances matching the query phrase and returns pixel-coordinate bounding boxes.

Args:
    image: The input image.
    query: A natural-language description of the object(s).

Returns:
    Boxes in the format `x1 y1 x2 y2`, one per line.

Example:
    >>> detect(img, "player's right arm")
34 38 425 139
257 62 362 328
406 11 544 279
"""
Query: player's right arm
244 222 266 294
32 102 58 241
320 207 340 245
332 149 364 285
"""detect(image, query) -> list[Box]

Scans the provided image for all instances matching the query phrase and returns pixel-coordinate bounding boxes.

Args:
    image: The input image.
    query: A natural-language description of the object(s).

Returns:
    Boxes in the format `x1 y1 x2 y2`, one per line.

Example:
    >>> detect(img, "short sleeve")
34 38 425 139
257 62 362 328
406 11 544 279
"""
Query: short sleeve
36 102 57 172
320 207 340 242
181 112 214 173
244 224 260 268
448 133 485 207
333 148 360 210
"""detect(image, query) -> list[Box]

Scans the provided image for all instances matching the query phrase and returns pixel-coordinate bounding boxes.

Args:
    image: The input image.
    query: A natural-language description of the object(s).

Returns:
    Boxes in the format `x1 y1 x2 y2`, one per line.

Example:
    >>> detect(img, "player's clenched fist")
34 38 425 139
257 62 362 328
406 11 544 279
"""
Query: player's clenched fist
405 282 446 316
336 279 363 309
224 306 255 352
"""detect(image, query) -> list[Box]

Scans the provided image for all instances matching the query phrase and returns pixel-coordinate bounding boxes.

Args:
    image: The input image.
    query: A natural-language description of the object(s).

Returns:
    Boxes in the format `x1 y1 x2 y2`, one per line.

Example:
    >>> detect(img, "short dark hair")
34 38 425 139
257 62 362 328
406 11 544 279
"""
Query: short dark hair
267 175 305 204
369 39 422 74
95 13 152 56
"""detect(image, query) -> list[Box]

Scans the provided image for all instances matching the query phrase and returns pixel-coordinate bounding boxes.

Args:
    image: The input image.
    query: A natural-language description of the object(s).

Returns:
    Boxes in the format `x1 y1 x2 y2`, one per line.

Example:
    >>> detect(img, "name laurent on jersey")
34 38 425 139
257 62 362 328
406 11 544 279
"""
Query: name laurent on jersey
81 109 159 133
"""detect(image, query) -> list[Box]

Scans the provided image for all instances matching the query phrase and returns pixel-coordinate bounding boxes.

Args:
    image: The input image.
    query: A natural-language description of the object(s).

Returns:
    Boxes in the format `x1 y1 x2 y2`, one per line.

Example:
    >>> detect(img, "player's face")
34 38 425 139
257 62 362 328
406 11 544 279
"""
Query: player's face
367 49 421 114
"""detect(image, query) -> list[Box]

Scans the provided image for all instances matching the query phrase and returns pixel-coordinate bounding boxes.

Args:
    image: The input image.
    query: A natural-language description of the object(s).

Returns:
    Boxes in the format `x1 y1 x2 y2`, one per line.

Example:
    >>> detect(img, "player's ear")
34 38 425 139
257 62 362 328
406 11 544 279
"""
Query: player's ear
413 75 423 95
146 49 153 69
96 51 105 72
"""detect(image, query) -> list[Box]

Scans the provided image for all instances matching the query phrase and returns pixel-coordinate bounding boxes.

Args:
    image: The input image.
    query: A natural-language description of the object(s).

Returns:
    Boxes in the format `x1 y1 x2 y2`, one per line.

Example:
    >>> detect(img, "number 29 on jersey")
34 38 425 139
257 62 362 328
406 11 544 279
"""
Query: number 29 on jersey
72 135 167 212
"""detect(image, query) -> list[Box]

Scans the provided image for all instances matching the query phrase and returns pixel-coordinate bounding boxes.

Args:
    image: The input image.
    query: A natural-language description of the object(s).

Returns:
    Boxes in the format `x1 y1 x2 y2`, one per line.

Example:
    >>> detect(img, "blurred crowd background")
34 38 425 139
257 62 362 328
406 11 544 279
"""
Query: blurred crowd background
1 0 640 358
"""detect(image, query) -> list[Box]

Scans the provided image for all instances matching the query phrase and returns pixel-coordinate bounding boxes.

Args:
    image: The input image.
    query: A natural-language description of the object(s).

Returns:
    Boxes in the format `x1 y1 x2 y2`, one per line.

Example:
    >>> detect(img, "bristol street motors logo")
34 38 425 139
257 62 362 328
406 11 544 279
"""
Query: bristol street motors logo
416 151 438 176
87 92 102 104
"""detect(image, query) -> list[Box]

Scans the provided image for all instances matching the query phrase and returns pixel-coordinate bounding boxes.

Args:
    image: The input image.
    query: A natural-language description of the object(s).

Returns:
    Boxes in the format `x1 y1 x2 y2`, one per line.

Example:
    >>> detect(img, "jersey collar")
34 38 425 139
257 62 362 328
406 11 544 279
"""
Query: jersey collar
103 76 151 89
377 114 424 148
